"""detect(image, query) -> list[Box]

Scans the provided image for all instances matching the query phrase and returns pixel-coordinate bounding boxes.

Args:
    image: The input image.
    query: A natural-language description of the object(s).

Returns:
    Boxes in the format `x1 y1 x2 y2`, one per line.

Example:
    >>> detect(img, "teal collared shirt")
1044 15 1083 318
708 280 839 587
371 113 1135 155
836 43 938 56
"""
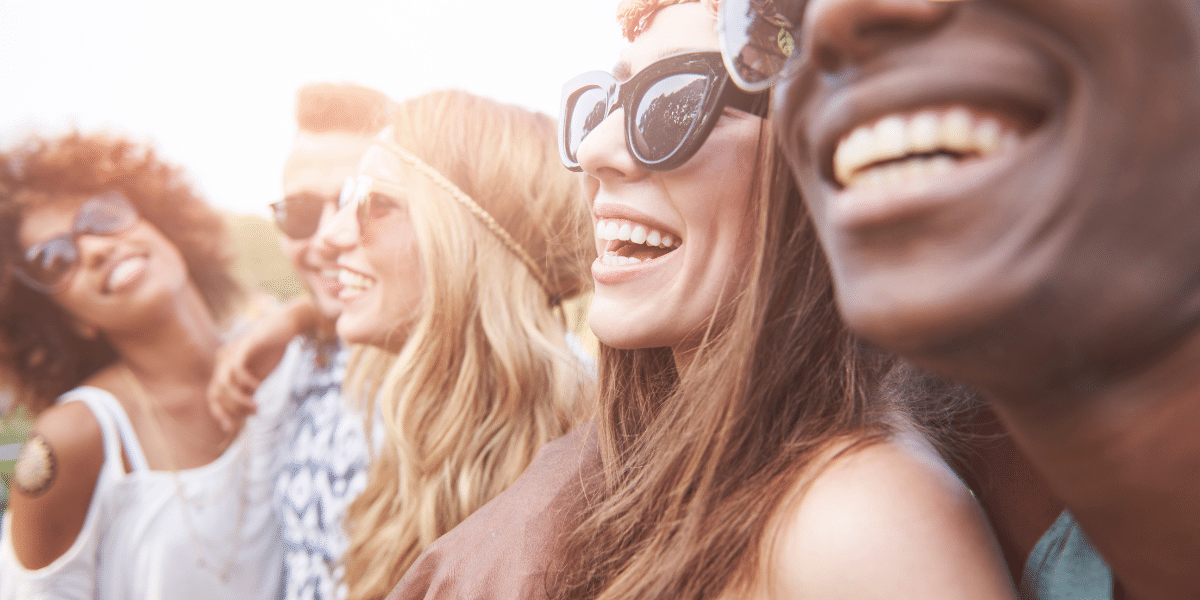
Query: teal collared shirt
1021 510 1113 600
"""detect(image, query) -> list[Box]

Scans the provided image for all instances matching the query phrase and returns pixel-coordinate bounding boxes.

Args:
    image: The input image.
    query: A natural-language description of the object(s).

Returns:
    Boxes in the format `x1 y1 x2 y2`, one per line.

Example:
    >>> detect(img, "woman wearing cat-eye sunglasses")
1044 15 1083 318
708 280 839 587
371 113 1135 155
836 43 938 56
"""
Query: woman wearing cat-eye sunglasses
0 133 287 599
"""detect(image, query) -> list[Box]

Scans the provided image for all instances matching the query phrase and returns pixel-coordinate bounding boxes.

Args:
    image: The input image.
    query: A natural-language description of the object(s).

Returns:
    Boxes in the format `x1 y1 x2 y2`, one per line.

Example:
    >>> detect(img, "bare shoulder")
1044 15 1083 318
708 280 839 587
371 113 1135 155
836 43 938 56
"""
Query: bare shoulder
8 398 106 569
768 433 1018 599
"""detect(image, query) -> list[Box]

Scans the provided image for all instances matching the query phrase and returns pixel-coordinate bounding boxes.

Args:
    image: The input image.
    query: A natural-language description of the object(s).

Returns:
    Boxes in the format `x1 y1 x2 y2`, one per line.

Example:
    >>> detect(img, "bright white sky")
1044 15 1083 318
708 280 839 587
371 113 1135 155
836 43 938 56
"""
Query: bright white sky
0 0 626 216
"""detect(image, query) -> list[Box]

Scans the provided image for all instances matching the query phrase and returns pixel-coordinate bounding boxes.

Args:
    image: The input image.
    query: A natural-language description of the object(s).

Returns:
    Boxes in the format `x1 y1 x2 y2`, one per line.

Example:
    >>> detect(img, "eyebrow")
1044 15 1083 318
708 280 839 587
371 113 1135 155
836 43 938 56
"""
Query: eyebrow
611 46 708 81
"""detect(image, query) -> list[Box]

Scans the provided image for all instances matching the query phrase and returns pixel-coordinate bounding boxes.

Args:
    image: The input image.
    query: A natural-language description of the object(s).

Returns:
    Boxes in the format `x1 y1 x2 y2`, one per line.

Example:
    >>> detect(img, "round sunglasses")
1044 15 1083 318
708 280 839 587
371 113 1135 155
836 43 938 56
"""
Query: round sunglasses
338 174 409 240
13 191 140 294
558 51 769 172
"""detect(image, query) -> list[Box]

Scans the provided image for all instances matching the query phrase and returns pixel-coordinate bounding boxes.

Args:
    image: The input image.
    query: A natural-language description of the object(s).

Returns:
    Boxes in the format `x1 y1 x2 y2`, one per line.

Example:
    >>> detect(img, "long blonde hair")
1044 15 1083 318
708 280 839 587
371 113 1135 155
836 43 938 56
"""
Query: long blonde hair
340 89 596 600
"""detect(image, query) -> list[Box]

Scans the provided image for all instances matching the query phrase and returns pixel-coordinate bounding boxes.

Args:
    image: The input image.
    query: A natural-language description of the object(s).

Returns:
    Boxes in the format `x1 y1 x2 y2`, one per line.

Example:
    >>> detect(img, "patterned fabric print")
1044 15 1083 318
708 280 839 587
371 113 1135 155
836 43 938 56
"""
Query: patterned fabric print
274 340 372 600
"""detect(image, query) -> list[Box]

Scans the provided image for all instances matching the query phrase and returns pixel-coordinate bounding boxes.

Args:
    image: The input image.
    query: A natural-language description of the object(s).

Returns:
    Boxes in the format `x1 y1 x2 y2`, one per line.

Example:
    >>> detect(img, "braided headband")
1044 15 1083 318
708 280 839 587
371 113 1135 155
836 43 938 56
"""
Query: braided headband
372 139 553 296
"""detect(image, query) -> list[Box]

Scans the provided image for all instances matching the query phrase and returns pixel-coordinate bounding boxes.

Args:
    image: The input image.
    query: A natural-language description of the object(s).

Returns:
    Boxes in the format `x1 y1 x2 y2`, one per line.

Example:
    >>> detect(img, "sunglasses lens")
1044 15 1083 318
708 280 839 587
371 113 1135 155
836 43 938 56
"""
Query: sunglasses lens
78 191 139 235
566 87 610 164
631 74 708 164
24 240 78 289
719 0 804 91
273 198 323 239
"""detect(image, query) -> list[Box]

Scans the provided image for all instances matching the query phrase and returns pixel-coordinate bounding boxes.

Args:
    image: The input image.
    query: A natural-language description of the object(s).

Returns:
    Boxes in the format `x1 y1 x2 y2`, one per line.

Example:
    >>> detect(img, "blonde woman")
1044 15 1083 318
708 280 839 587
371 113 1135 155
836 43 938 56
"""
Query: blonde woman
318 89 595 600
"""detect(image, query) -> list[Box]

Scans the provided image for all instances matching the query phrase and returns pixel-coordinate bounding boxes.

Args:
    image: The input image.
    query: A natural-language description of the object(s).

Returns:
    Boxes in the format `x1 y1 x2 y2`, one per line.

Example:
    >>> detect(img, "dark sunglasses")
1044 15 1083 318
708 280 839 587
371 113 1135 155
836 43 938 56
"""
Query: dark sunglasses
270 193 331 240
14 191 140 294
338 175 408 239
558 51 769 172
718 0 805 92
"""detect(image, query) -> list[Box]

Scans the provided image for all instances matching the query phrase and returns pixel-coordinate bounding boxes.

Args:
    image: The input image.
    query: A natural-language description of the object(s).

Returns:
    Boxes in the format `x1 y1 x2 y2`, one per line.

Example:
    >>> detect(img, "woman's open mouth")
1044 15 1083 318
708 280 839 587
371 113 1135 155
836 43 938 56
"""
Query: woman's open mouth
594 218 681 267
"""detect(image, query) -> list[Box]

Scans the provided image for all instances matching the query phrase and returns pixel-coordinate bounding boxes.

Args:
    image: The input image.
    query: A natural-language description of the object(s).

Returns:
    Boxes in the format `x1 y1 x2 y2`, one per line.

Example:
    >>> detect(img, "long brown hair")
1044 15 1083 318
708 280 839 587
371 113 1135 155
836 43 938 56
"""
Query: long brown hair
551 119 896 598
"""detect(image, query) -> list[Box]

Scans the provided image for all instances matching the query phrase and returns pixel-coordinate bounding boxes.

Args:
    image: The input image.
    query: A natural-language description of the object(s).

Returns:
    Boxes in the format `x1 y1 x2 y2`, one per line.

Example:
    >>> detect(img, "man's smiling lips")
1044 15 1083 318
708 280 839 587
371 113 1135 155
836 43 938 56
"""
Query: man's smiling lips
803 43 1057 231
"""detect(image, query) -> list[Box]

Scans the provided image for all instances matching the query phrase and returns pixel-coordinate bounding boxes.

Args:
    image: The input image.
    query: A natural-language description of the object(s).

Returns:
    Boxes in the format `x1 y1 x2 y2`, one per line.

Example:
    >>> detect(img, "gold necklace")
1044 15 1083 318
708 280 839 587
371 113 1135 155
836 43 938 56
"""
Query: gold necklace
121 364 251 584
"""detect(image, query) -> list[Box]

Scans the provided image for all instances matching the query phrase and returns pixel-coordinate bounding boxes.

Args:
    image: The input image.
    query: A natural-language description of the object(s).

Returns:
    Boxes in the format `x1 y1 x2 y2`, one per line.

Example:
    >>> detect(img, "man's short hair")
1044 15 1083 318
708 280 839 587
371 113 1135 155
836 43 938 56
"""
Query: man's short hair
295 82 390 136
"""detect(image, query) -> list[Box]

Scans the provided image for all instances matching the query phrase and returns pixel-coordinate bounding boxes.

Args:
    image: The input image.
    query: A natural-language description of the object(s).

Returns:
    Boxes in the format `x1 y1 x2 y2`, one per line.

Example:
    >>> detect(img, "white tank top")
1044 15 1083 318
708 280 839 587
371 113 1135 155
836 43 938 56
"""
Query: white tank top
0 385 287 599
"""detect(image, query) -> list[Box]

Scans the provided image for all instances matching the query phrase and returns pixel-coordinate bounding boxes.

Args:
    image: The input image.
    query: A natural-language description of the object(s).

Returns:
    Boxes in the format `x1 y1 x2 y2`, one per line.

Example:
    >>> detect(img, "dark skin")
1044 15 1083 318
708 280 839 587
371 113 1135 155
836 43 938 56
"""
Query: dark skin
773 0 1200 598
958 407 1063 585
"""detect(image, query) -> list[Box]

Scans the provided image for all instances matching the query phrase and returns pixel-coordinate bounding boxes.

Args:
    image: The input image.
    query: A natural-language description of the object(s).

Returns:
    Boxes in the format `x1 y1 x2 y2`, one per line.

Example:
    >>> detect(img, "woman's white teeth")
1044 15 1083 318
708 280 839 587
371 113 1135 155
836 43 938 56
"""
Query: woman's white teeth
599 253 645 267
595 219 680 249
834 106 1019 188
338 268 375 291
106 256 147 291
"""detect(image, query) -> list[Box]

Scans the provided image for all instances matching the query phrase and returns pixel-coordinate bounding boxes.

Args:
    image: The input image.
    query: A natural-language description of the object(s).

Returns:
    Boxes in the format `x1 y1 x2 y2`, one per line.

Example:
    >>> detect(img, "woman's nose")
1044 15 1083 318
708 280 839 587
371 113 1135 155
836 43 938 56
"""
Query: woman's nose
803 0 962 72
311 200 342 260
76 230 118 273
576 107 648 184
315 201 361 251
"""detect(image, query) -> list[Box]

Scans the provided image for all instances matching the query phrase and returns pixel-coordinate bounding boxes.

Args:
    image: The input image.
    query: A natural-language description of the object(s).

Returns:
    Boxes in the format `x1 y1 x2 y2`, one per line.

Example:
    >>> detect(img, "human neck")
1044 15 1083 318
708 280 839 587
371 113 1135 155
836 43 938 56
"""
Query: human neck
108 284 221 393
982 327 1200 600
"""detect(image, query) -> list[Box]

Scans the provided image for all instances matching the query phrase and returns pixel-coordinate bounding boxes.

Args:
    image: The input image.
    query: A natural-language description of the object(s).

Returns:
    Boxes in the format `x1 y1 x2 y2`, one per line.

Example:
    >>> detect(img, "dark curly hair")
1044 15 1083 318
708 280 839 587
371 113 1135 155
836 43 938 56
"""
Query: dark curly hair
0 132 242 413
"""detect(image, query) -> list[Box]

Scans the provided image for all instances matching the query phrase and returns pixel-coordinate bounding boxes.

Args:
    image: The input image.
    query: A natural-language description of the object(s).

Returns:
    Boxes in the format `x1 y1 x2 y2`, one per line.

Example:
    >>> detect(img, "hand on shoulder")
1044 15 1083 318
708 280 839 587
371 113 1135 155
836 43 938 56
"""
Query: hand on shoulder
8 400 106 570
769 434 1018 599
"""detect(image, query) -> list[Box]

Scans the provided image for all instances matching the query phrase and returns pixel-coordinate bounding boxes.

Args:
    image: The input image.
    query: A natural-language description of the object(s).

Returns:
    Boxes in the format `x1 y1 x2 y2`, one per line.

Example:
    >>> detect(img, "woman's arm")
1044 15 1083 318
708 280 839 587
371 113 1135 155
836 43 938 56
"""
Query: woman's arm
770 434 1018 600
8 401 105 569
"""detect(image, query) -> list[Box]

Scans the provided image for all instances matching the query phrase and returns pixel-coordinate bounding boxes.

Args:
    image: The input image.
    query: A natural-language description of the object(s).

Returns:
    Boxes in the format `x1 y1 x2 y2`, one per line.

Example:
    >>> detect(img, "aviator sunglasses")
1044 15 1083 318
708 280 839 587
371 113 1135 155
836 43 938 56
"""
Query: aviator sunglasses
270 193 332 240
718 0 968 92
13 191 140 294
559 51 769 172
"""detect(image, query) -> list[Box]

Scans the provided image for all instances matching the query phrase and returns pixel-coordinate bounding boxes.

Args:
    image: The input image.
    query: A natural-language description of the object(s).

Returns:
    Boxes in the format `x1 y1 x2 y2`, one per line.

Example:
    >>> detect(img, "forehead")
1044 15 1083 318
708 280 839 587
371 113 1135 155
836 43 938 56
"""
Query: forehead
618 3 720 77
282 131 375 197
358 145 408 184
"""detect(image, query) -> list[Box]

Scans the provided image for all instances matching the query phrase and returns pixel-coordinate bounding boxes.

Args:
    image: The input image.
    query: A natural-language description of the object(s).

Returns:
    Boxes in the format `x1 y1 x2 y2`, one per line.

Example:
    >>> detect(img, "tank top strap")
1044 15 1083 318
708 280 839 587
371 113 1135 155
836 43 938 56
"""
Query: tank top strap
56 386 151 473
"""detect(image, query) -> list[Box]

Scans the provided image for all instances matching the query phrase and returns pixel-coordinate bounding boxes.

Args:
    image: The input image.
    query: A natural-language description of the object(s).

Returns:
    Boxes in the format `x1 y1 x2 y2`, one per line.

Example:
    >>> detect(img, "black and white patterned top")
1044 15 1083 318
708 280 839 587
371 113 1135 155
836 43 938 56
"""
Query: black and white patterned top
273 338 372 600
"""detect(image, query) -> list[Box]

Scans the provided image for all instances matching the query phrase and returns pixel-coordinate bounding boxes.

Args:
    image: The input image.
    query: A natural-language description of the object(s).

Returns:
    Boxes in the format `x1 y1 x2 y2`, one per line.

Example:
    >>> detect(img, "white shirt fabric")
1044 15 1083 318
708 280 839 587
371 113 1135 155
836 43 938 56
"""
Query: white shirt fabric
0 376 289 600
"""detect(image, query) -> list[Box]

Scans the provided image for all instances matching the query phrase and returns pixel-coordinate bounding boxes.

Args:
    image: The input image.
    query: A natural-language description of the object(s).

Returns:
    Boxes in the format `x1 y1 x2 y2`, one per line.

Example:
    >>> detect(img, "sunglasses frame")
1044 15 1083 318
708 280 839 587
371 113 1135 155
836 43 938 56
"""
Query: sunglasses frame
270 192 330 240
338 174 410 239
559 51 769 173
13 190 140 295
717 0 804 93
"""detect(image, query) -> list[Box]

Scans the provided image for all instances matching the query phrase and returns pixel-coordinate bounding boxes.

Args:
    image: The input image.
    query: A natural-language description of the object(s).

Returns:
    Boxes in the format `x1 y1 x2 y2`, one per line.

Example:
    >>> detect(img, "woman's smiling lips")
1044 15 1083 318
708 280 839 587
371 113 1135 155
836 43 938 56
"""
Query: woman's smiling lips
590 203 684 283
337 265 376 302
103 253 149 294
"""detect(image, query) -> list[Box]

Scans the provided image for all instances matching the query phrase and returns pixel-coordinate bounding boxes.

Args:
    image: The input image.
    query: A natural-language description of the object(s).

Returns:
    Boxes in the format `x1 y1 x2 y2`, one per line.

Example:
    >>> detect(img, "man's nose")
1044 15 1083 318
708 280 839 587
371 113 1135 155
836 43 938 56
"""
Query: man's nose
803 0 962 72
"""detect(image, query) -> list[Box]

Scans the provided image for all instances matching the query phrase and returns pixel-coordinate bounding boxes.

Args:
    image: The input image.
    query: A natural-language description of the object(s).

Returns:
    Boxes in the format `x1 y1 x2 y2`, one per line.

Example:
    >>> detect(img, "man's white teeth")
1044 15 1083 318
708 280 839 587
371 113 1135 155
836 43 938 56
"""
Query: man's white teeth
834 106 1019 188
106 256 147 291
595 219 679 249
320 269 340 281
338 268 375 291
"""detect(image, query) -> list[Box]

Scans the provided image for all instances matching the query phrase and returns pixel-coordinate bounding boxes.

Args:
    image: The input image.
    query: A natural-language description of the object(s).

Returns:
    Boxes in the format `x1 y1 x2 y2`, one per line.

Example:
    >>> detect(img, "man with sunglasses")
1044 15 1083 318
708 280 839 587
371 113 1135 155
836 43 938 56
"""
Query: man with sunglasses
719 0 1200 598
208 82 390 600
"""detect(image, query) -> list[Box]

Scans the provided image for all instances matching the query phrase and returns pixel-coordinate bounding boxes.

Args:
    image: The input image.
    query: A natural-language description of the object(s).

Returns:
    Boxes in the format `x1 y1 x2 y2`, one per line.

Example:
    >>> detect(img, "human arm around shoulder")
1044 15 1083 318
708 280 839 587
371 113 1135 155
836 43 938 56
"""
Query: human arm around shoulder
769 434 1018 600
207 297 321 432
387 421 602 600
7 401 105 570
